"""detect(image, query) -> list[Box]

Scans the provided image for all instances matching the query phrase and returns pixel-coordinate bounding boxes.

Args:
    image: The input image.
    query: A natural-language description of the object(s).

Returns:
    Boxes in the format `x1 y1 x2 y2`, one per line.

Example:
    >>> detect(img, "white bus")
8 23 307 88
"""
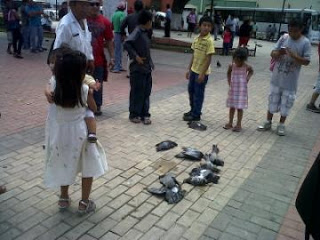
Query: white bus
213 6 320 43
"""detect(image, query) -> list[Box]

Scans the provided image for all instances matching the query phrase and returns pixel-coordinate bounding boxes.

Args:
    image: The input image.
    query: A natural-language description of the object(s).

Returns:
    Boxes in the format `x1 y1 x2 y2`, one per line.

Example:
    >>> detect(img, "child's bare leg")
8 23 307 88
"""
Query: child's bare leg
280 115 286 124
60 185 69 198
79 177 95 212
59 185 70 208
267 111 273 122
229 108 235 125
235 109 243 128
224 108 235 129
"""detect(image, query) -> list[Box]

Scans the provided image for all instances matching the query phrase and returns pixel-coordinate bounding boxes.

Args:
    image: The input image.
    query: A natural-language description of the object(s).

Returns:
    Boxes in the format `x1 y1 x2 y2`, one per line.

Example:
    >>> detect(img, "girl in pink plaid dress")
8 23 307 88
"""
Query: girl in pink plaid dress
224 48 253 132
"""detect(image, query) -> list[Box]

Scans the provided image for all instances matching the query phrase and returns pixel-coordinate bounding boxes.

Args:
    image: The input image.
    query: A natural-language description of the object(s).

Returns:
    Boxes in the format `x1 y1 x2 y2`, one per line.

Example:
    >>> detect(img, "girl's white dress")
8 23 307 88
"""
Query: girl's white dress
44 77 108 189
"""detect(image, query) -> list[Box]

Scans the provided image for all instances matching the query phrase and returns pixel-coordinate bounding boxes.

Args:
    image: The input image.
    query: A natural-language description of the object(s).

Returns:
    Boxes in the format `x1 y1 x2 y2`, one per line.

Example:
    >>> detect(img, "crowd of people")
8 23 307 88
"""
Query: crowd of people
3 0 50 58
1 1 319 218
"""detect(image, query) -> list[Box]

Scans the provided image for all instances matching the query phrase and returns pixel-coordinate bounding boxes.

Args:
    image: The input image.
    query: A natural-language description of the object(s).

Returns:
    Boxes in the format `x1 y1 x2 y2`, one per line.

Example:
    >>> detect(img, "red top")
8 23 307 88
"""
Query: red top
87 15 113 67
223 31 232 44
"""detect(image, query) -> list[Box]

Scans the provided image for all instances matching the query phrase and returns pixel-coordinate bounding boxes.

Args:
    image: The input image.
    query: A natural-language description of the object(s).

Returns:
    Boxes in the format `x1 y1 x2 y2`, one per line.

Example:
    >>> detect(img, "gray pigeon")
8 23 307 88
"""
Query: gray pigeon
175 147 204 161
183 168 220 186
147 173 185 204
205 144 224 167
155 140 178 152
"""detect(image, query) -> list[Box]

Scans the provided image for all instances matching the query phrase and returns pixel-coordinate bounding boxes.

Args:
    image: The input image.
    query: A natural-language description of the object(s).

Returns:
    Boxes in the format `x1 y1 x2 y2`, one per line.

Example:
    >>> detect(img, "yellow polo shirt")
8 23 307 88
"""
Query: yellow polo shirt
191 33 215 75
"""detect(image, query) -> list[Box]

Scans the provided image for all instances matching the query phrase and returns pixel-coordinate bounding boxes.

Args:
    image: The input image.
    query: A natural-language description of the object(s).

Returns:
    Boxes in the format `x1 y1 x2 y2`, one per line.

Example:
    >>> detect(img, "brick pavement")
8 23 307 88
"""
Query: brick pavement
0 32 320 240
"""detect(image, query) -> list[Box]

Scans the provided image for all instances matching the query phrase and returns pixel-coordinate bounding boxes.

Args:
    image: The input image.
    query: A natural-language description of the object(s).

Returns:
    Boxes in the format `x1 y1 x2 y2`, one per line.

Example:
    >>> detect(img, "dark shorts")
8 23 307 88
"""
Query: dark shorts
188 23 196 32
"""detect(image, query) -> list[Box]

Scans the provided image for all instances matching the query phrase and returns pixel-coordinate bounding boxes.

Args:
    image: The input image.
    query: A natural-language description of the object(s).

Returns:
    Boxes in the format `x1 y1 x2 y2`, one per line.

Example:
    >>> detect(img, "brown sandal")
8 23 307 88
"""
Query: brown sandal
232 126 242 132
223 123 233 130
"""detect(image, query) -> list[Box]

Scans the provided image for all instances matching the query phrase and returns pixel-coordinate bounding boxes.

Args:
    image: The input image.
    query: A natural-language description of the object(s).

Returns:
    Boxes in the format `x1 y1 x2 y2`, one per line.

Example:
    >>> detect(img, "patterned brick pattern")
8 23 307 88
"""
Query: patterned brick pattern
0 32 320 240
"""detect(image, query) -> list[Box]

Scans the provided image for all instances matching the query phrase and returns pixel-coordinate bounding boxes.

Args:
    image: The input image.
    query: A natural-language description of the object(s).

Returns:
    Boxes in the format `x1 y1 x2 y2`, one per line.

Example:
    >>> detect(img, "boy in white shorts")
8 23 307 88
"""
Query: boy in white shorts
258 19 311 136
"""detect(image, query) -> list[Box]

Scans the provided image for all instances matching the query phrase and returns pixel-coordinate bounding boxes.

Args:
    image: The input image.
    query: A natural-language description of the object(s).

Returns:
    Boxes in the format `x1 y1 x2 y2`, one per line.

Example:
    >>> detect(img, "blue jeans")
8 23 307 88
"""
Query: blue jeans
30 25 43 50
129 71 152 119
93 66 104 107
223 42 230 55
114 33 123 71
21 25 30 49
188 71 208 118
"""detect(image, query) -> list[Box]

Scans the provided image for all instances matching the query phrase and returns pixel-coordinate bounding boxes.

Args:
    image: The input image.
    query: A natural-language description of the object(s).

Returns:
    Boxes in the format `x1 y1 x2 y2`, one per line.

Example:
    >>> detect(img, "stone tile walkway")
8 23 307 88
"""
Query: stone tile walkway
0 32 319 240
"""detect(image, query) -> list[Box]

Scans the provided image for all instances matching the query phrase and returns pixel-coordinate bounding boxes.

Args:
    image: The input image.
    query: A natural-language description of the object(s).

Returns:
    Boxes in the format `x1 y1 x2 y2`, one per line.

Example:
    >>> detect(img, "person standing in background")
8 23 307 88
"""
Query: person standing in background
213 11 222 40
19 0 30 50
111 2 126 73
187 9 197 38
164 4 171 38
87 0 114 115
58 1 68 20
25 0 44 53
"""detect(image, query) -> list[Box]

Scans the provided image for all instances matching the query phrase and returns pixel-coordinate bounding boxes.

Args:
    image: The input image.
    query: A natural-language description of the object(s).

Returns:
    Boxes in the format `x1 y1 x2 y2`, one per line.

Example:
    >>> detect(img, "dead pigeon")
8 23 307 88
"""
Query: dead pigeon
188 121 207 131
155 140 178 152
183 168 220 186
175 147 204 161
205 144 224 167
147 173 185 204
217 60 221 68
200 160 221 174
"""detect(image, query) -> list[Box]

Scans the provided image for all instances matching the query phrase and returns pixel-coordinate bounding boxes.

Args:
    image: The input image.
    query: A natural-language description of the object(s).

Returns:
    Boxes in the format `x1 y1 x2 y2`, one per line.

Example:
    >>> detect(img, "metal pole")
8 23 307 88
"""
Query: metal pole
210 0 213 17
56 0 58 21
278 0 286 39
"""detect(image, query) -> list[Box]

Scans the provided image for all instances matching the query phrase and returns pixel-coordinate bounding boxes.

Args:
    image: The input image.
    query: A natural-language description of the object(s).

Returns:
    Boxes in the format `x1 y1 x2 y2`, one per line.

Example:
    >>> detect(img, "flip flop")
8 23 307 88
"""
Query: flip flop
223 124 233 130
232 126 242 132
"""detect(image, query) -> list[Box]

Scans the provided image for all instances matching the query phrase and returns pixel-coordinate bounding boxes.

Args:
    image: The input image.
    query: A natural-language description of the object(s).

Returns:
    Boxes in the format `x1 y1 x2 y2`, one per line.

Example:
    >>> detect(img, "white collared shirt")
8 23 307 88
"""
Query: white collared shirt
54 11 93 60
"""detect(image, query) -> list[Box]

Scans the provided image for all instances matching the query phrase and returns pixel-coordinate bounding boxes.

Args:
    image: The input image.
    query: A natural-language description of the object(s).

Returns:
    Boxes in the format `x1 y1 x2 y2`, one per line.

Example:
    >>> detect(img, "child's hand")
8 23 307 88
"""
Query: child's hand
94 81 101 91
136 56 144 65
186 71 190 80
197 73 205 83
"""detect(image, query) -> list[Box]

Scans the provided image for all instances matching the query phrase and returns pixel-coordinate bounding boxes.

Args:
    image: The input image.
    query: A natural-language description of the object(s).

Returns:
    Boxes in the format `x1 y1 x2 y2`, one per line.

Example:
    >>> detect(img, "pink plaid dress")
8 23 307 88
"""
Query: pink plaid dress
226 64 248 109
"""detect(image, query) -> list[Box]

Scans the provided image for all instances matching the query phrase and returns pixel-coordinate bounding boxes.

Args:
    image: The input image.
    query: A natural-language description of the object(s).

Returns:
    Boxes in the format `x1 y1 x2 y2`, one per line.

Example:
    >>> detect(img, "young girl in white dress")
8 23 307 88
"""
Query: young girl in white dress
44 49 108 214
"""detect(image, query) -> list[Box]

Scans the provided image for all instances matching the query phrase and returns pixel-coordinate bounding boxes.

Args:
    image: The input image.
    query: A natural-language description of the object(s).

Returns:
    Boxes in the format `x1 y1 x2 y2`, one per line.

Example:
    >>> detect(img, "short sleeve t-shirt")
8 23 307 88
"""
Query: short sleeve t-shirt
25 4 42 26
87 15 113 67
271 35 311 92
191 34 215 75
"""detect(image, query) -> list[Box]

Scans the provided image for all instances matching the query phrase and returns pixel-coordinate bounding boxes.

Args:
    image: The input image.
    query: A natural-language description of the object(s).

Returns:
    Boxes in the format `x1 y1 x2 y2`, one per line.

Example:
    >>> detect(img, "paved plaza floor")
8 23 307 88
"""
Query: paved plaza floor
0 31 320 240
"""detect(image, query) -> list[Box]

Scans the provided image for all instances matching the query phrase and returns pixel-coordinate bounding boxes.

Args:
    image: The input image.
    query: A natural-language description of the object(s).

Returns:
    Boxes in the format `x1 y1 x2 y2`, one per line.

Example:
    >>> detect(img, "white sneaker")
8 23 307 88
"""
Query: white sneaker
276 124 286 136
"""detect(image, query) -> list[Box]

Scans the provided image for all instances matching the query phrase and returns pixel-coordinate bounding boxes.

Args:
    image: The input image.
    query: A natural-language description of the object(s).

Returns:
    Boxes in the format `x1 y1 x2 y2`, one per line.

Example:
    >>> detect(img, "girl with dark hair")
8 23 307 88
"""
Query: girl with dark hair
44 49 108 214
224 48 254 132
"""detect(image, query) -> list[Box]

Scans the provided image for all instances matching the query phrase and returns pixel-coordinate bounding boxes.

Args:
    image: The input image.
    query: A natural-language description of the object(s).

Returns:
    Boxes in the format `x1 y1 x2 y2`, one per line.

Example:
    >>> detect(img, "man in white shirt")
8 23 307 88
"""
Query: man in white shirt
53 0 94 72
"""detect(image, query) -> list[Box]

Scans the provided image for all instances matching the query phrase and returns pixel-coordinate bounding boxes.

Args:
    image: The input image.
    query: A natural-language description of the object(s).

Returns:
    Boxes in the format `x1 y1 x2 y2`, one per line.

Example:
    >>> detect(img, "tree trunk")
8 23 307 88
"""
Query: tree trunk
171 13 183 30
172 0 190 14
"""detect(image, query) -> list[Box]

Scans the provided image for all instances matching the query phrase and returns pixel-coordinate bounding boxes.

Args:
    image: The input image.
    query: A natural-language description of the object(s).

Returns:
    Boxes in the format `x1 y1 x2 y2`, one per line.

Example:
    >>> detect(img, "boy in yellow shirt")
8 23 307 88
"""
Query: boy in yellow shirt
183 16 215 122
